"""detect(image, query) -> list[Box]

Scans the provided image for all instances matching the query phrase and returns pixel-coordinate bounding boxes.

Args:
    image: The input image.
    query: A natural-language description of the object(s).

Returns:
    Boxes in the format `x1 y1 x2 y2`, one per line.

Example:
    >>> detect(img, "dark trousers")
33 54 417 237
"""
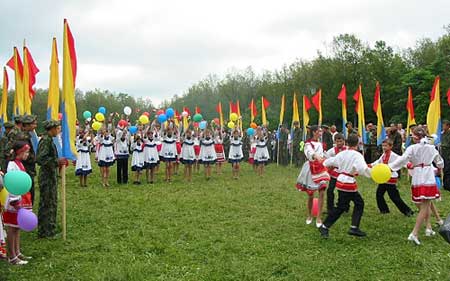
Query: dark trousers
327 177 337 213
30 177 35 205
444 156 450 191
324 190 364 228
376 184 412 214
116 157 129 184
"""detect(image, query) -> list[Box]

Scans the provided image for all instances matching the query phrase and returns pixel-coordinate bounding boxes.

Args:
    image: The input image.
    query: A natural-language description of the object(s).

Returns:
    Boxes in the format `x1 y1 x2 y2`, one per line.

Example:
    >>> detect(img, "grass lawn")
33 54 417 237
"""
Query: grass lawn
1 161 449 281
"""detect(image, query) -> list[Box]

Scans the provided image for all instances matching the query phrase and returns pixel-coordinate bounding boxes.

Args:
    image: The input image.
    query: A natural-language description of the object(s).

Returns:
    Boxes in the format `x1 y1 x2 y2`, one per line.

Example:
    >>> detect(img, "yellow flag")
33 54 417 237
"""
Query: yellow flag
47 38 60 120
279 94 285 125
1 67 8 124
292 93 299 124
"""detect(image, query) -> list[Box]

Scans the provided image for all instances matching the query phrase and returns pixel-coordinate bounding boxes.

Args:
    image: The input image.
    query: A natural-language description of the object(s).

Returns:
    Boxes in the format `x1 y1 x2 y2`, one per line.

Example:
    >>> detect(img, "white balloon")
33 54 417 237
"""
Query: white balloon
181 111 188 117
124 106 132 116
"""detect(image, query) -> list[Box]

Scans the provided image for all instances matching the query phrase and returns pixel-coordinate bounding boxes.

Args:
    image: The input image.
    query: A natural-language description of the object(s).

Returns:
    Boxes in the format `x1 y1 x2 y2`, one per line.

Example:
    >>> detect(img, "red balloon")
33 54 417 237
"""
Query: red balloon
213 118 220 125
142 112 150 117
193 122 199 128
118 119 128 127
312 198 319 217
157 109 165 115
58 113 63 120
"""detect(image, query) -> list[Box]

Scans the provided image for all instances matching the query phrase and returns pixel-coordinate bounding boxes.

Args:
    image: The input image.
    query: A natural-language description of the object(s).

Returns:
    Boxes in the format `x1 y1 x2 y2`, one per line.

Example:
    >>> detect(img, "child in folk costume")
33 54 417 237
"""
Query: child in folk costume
115 127 130 184
214 128 226 174
0 176 7 260
249 136 257 170
160 126 178 182
389 127 444 245
193 130 201 174
319 134 371 238
180 129 196 182
96 129 115 187
325 133 347 214
174 135 182 176
3 142 33 265
254 129 270 176
75 131 93 187
200 129 217 180
131 135 145 185
296 125 330 227
143 129 159 184
371 139 413 216
229 129 243 179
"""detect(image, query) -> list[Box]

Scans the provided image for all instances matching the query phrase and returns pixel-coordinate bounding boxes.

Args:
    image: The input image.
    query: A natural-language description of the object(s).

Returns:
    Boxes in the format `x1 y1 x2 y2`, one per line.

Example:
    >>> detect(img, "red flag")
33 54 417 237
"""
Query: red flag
337 84 347 107
304 95 311 111
6 48 23 77
215 103 222 113
353 86 361 113
183 107 191 116
262 97 270 109
447 88 450 106
195 106 201 114
23 47 40 98
229 101 238 113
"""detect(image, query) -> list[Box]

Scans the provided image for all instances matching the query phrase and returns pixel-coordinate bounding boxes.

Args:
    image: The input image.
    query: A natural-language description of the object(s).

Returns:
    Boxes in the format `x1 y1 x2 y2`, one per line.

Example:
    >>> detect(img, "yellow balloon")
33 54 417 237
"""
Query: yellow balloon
139 115 149 124
92 121 102 131
95 113 105 122
371 164 392 184
0 188 8 206
230 113 238 122
227 121 235 129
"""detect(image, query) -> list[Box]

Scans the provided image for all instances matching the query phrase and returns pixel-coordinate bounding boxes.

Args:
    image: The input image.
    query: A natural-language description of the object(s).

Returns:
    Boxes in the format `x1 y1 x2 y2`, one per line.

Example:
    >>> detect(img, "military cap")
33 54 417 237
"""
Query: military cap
3 121 14 129
43 120 60 130
13 115 23 123
22 114 37 124
321 125 329 129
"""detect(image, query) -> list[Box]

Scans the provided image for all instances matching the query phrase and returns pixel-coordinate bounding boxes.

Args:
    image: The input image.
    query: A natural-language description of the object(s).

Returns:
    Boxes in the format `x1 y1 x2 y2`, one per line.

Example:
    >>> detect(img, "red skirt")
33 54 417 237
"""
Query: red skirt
156 144 162 152
411 184 440 203
194 145 201 157
296 183 326 196
3 192 32 228
214 144 225 162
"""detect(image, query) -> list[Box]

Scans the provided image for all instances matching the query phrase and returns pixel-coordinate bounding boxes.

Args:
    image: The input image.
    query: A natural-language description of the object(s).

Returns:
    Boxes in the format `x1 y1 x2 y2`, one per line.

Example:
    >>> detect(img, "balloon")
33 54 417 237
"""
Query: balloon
227 121 235 129
142 112 150 117
436 176 442 189
199 121 207 130
86 117 92 122
246 128 255 136
157 114 167 123
83 111 92 119
213 118 220 125
193 122 199 128
17 209 38 232
371 164 392 184
312 198 319 217
157 109 165 115
58 113 63 121
250 122 257 129
230 113 238 122
124 106 132 116
129 126 138 134
193 114 202 123
98 106 106 114
4 171 32 196
118 119 128 127
92 121 102 131
0 188 8 206
95 113 105 122
166 108 175 118
139 115 149 124
181 111 188 117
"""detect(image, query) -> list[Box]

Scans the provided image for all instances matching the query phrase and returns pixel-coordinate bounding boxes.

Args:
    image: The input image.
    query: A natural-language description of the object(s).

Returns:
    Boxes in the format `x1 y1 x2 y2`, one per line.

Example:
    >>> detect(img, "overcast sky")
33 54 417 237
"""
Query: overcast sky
0 0 449 105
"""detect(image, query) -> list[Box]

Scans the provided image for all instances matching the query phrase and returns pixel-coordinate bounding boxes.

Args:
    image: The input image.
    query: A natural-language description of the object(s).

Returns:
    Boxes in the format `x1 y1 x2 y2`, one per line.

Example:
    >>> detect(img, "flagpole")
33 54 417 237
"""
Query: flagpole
61 164 67 240
277 128 280 166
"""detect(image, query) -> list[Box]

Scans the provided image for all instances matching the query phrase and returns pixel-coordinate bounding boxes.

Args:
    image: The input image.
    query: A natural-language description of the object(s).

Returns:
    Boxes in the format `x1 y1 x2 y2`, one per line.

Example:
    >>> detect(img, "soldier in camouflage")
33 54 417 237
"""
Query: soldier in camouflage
36 120 61 238
292 121 303 167
278 125 289 166
441 120 450 191
0 122 15 172
6 116 23 165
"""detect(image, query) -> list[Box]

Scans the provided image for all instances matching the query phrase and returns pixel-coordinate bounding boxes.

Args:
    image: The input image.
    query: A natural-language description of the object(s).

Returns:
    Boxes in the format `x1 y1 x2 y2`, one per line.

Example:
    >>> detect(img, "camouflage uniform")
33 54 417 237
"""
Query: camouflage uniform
292 126 303 167
278 128 288 165
242 134 250 161
36 120 60 238
223 132 230 161
441 128 450 191
0 122 15 172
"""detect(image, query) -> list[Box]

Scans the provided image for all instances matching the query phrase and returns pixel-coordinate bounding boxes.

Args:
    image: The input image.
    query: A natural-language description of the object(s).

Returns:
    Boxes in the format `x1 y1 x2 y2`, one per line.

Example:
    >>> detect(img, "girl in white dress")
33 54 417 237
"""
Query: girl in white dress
75 131 93 187
96 129 115 187
228 129 243 179
143 129 159 184
181 129 196 182
160 127 178 182
254 129 270 176
131 135 145 184
200 129 217 180
214 129 226 174
193 130 201 174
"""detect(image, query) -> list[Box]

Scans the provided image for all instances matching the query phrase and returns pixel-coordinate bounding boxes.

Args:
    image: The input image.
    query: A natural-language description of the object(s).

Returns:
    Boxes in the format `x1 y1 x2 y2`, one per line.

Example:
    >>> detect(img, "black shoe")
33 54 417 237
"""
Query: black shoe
348 227 366 237
318 225 329 238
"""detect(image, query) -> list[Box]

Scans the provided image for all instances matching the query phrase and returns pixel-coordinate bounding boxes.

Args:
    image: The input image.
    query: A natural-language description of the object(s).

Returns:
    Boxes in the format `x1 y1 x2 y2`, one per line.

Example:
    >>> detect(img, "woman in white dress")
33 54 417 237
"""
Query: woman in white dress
143 129 159 184
131 135 145 185
200 129 217 180
180 129 196 182
160 127 178 182
254 129 270 176
96 129 115 187
75 131 92 187
228 129 243 179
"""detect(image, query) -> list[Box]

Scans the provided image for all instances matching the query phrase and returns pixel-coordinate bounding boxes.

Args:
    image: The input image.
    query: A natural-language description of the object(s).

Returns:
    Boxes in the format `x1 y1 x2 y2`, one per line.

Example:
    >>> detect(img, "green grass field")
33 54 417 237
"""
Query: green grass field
0 162 449 281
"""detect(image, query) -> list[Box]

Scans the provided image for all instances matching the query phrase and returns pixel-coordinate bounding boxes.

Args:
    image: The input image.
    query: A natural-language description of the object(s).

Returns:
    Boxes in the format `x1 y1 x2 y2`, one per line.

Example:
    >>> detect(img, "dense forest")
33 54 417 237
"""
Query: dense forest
1 27 450 132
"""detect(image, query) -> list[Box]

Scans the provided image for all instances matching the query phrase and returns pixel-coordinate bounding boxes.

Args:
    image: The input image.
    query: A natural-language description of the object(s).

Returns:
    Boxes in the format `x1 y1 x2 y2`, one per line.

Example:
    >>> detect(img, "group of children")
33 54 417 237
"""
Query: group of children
297 125 444 245
74 122 272 186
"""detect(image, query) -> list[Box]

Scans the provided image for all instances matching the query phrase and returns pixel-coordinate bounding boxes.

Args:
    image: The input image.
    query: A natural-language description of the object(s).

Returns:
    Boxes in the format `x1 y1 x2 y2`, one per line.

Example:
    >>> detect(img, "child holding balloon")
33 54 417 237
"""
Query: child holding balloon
3 142 33 265
229 129 244 179
131 135 145 185
115 126 130 185
143 129 159 184
193 129 201 174
180 129 196 182
75 131 93 187
160 127 178 182
254 128 270 176
214 128 226 174
96 129 115 187
200 129 217 180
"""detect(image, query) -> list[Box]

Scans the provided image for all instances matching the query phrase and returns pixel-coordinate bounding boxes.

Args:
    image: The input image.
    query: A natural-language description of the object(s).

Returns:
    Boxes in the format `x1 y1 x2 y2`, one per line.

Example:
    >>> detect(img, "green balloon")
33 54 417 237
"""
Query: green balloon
4 171 32 196
193 114 203 123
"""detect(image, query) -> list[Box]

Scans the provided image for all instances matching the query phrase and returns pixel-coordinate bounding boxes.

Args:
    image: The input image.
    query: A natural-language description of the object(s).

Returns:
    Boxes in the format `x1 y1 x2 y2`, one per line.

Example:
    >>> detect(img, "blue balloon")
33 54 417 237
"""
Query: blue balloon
158 114 168 123
247 128 255 136
199 120 207 130
166 108 175 118
129 126 138 134
98 107 106 115
436 176 441 189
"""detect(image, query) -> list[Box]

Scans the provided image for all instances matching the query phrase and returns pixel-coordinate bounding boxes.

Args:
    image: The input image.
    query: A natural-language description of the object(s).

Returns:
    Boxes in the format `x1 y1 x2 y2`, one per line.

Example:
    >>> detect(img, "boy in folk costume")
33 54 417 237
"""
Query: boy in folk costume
389 127 444 245
319 134 371 238
371 139 413 216
325 133 347 214
296 125 330 228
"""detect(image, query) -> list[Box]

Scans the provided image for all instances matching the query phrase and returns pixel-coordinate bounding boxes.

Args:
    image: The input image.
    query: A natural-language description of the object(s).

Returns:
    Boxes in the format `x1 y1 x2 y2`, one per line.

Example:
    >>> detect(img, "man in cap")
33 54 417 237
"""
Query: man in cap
36 120 61 238
322 125 333 151
292 121 303 167
0 122 15 172
16 114 38 204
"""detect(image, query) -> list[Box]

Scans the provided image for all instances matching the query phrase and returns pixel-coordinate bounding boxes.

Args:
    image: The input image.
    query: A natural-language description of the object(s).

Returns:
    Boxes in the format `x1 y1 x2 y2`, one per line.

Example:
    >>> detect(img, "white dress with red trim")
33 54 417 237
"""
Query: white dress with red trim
371 150 400 185
297 140 330 193
214 137 226 163
325 146 347 179
248 139 256 164
389 140 444 203
323 149 371 192
2 160 33 228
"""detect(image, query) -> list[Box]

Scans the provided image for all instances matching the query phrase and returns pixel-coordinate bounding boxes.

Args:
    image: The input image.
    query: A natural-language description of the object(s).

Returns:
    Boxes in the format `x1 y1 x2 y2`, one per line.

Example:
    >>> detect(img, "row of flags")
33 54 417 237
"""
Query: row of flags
1 19 78 160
